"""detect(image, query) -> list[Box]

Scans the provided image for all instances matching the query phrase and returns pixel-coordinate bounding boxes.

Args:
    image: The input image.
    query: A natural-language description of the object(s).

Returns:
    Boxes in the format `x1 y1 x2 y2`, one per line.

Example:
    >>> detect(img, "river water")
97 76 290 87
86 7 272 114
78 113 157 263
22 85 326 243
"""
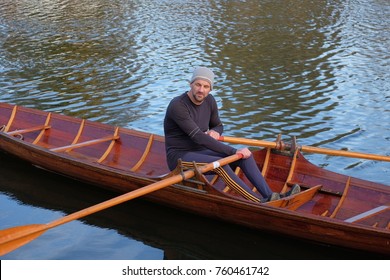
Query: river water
0 0 389 259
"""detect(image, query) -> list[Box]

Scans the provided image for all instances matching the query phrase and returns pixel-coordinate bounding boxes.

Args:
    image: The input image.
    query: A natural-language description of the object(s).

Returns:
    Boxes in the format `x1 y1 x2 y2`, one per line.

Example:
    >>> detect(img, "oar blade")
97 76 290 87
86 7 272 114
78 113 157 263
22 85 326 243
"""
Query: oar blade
0 224 47 256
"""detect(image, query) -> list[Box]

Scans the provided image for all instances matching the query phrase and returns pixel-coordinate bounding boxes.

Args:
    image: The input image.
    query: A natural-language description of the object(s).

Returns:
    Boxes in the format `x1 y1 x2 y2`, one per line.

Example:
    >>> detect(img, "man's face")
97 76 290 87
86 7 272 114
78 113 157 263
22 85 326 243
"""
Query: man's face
189 79 211 104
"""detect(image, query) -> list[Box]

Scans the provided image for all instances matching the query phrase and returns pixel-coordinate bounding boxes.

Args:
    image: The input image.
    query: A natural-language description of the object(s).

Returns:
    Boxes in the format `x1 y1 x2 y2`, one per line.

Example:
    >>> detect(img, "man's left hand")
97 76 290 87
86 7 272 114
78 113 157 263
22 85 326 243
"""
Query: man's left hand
206 130 220 140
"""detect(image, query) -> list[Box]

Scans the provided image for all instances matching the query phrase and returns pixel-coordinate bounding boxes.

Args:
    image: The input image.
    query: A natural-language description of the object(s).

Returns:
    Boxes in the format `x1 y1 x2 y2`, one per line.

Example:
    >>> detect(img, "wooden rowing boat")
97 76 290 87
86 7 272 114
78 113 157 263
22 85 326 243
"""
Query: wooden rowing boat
0 102 389 255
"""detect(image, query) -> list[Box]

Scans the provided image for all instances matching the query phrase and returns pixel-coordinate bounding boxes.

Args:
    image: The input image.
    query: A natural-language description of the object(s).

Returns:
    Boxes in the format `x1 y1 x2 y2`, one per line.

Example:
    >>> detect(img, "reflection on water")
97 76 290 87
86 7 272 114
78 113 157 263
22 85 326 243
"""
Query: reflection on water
0 0 389 259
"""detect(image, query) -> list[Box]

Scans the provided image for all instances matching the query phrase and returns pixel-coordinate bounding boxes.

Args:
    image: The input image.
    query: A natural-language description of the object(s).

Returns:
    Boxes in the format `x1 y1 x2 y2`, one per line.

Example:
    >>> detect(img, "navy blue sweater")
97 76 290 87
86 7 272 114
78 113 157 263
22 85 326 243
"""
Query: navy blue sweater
164 92 236 170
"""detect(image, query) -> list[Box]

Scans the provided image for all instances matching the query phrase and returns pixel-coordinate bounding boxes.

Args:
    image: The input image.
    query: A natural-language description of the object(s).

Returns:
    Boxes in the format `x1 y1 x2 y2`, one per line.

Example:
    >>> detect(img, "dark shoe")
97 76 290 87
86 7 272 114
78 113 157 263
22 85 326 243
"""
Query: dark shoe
260 192 280 203
269 192 280 201
280 184 301 198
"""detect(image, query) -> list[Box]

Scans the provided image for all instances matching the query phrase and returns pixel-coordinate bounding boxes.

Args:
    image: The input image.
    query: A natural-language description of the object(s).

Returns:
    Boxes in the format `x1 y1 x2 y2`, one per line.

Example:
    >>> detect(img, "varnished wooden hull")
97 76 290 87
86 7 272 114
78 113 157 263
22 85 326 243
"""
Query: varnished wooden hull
0 102 389 255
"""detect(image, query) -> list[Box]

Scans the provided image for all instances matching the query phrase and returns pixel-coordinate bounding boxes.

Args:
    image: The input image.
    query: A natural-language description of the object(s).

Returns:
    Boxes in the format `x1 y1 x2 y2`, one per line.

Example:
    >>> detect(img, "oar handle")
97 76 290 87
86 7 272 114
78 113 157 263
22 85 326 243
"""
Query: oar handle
219 136 390 162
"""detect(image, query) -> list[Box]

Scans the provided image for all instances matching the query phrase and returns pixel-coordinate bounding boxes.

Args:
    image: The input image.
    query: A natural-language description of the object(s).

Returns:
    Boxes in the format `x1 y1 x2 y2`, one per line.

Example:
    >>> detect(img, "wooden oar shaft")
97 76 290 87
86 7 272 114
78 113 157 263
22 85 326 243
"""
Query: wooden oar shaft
219 136 390 162
0 153 242 256
48 153 242 229
299 146 390 162
219 136 278 149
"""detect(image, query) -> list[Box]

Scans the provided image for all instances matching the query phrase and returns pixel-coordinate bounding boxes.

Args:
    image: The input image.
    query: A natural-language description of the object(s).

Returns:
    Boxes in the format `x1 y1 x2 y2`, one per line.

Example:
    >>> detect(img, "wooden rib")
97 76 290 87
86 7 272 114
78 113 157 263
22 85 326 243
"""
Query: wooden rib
209 174 219 185
387 222 390 230
250 147 271 192
97 127 119 163
321 210 329 217
261 147 271 176
344 204 389 223
4 105 17 132
130 134 154 172
33 113 52 144
6 125 51 136
329 177 351 218
281 149 299 193
65 119 86 152
51 135 119 152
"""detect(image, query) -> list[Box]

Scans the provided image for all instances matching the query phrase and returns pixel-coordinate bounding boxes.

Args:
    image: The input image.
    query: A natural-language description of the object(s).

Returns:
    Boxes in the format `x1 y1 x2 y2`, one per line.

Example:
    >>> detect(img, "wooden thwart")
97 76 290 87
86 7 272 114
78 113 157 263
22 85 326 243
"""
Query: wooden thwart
51 134 120 152
6 125 51 136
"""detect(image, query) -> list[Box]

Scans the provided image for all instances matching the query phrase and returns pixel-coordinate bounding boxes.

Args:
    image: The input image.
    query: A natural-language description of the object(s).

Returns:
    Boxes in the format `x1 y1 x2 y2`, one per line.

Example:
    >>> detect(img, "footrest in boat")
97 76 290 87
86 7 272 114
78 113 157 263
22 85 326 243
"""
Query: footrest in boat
266 185 322 210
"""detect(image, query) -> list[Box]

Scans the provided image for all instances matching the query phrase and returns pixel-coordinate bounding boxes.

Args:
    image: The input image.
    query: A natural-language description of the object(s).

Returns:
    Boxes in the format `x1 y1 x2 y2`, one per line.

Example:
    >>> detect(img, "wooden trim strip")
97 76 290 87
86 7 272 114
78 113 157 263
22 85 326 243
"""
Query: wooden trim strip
329 177 351 218
97 127 120 163
281 149 298 193
4 105 17 132
130 134 154 172
6 125 51 136
33 113 52 144
51 135 120 153
344 205 389 223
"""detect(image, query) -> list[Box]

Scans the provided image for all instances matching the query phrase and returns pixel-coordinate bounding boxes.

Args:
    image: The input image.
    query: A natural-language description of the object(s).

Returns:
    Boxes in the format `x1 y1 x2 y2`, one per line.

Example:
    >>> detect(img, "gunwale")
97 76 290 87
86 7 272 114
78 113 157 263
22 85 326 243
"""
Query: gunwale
0 102 389 255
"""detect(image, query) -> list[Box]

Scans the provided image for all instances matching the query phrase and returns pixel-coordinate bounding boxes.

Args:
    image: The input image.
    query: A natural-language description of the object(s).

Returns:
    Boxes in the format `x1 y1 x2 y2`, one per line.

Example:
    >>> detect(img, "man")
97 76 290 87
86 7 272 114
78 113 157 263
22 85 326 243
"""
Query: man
163 67 299 202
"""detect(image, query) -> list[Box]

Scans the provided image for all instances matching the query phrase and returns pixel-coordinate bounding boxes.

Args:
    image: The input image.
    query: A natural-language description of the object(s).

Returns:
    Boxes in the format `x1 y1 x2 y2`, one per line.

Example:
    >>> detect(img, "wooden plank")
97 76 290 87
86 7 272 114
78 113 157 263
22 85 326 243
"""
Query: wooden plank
51 135 120 152
266 185 322 210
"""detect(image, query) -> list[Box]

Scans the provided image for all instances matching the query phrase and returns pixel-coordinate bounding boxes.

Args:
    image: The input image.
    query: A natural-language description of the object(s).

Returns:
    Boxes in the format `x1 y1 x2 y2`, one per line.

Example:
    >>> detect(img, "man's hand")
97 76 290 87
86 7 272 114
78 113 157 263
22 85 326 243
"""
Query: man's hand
237 147 252 159
206 129 220 140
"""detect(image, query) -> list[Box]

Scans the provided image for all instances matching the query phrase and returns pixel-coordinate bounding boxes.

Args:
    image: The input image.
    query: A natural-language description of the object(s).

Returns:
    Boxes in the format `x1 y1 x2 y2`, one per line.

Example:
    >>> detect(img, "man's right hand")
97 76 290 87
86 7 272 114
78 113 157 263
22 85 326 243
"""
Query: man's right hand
237 148 252 159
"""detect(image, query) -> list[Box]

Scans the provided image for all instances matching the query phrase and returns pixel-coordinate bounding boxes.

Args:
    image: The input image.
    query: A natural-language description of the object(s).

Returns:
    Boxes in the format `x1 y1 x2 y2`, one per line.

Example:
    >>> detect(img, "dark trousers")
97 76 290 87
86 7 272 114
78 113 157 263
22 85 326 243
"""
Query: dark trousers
181 149 273 201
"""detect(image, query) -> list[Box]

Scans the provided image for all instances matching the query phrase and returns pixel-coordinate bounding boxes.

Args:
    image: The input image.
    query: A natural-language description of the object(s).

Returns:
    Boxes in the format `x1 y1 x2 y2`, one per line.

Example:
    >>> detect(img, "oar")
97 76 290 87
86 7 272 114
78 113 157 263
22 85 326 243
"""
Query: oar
0 153 242 256
219 136 390 162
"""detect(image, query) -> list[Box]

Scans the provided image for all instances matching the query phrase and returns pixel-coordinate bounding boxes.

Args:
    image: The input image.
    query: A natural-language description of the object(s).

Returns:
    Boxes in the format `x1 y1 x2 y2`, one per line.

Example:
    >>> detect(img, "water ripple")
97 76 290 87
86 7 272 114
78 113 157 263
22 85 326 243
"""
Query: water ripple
0 0 388 182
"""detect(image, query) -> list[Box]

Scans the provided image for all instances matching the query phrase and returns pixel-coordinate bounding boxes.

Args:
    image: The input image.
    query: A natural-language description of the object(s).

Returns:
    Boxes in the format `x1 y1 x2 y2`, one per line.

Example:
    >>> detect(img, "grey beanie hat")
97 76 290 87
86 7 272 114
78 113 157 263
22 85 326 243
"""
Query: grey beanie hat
190 67 215 89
